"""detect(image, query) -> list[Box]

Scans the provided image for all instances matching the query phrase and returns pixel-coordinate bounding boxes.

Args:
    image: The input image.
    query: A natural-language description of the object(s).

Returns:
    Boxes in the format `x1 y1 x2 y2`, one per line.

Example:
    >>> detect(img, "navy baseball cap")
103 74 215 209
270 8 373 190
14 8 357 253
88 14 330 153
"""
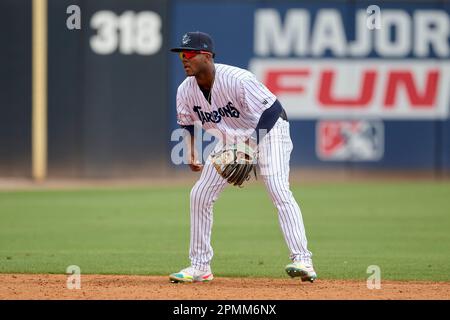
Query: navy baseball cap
170 31 215 56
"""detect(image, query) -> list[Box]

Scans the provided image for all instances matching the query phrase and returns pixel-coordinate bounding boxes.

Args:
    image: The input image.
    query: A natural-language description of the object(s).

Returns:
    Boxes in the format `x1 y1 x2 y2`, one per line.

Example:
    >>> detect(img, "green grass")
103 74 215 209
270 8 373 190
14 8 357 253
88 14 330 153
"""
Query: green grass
0 181 449 281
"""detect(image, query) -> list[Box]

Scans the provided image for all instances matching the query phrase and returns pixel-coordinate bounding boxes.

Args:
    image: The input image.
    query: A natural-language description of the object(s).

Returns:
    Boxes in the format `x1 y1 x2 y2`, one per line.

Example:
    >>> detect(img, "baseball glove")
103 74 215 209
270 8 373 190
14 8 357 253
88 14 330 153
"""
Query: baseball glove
210 143 257 187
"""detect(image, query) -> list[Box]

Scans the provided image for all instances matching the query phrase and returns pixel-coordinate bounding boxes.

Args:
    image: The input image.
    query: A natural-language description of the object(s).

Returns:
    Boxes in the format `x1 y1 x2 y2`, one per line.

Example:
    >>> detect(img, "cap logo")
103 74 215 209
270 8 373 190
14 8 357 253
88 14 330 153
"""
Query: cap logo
182 34 191 45
202 43 208 48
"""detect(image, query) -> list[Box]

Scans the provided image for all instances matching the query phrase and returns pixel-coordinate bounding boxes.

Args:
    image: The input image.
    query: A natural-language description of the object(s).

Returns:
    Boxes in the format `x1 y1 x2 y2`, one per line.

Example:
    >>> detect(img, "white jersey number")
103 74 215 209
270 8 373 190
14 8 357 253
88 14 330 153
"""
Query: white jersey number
90 11 162 55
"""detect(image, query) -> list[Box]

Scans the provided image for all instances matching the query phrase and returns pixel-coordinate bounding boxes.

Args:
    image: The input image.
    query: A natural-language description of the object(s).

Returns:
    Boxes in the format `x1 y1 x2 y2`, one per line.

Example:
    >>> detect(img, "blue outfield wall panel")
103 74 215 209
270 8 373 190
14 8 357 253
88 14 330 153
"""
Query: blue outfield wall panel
0 0 31 177
170 0 450 171
288 121 317 167
378 122 436 169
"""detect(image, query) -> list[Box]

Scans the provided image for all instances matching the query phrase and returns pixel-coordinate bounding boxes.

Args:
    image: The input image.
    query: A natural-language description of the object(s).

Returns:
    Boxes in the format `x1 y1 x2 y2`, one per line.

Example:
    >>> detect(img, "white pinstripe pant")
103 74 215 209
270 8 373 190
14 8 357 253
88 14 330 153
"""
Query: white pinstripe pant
189 119 312 271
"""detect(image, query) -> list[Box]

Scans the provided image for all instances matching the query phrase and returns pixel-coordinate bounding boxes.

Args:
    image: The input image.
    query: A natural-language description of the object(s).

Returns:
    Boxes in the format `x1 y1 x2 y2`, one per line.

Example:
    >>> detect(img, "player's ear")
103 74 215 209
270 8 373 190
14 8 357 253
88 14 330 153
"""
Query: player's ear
202 55 212 64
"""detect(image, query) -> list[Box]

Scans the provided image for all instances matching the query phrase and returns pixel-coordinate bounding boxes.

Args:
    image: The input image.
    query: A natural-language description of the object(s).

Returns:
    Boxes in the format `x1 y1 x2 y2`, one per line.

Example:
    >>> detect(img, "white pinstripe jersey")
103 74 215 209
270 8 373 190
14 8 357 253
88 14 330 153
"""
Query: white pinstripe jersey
176 63 277 142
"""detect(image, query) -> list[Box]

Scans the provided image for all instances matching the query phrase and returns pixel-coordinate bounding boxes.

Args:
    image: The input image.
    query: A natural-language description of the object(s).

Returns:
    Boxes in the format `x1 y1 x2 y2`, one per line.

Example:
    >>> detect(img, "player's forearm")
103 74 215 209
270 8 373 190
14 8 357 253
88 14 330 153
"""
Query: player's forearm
187 135 198 163
181 126 202 172
181 125 196 162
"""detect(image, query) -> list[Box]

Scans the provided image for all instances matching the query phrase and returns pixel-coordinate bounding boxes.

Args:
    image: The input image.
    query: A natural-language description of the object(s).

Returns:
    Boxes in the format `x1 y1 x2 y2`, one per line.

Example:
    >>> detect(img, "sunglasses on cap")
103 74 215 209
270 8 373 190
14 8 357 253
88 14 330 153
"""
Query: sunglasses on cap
179 50 212 60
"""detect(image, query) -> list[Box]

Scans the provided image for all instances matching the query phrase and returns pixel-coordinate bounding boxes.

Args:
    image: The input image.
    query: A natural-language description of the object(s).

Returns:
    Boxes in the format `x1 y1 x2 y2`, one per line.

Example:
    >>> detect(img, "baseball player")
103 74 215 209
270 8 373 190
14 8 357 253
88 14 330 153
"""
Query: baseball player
169 31 317 283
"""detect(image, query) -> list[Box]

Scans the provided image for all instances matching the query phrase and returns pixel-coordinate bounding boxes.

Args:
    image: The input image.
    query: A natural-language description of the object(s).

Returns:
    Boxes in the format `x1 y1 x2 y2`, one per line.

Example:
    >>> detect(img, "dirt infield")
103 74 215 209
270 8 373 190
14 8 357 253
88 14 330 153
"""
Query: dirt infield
0 274 449 300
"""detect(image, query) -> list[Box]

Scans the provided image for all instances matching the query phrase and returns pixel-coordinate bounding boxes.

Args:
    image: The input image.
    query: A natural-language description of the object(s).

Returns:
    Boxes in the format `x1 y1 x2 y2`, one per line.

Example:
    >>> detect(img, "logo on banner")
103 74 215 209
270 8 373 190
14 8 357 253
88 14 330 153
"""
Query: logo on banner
316 120 384 161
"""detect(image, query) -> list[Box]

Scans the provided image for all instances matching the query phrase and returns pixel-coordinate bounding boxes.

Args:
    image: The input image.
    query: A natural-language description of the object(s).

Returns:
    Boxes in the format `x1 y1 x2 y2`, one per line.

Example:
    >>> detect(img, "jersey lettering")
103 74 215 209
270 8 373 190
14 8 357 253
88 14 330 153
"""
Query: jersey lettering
193 102 240 124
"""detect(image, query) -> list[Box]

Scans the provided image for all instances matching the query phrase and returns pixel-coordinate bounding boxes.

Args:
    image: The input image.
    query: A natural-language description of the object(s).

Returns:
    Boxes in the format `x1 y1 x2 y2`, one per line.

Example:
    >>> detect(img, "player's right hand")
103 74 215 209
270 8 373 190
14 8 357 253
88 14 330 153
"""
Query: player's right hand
189 153 203 172
189 162 203 172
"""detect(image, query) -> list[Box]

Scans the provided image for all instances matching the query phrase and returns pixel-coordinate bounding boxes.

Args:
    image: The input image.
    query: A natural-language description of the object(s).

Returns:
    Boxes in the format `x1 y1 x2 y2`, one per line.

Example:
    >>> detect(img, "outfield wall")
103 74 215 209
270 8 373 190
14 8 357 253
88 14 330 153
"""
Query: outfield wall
0 0 449 178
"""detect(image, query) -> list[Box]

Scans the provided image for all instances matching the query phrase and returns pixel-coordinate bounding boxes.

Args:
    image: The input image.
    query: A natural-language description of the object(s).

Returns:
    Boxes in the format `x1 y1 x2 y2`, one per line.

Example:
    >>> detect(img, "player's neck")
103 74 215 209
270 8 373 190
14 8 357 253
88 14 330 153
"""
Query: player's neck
195 65 215 91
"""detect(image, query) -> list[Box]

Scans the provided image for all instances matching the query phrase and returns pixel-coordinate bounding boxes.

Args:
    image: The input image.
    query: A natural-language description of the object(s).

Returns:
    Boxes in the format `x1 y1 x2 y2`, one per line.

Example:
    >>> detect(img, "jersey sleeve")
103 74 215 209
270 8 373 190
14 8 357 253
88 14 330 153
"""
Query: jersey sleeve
240 75 277 116
176 85 194 126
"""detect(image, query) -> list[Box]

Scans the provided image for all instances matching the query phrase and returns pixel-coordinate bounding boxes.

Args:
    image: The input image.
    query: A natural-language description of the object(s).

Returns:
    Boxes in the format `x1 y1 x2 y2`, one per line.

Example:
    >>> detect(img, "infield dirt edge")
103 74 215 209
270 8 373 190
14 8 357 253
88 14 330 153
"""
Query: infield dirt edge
1 273 449 300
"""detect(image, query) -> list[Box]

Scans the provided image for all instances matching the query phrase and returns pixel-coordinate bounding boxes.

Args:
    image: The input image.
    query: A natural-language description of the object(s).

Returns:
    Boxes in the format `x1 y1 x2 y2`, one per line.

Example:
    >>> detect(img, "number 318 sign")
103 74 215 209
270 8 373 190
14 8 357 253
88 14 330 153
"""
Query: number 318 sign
90 11 162 55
